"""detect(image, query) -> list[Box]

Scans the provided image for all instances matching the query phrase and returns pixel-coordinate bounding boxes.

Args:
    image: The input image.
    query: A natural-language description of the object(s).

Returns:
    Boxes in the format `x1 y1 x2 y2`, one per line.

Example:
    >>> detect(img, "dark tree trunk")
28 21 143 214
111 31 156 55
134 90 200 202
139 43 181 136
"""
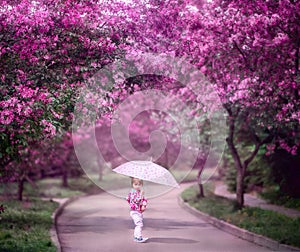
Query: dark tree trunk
97 156 103 181
197 167 205 198
198 183 204 198
98 168 103 181
236 168 245 208
226 110 245 207
62 168 68 187
226 108 273 208
18 178 25 201
62 152 73 187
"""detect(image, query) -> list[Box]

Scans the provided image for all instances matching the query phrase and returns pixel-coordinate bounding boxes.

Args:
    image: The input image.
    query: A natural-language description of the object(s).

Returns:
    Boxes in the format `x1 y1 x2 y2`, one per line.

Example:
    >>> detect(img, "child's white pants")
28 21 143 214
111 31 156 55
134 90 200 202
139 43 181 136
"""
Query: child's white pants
130 210 143 238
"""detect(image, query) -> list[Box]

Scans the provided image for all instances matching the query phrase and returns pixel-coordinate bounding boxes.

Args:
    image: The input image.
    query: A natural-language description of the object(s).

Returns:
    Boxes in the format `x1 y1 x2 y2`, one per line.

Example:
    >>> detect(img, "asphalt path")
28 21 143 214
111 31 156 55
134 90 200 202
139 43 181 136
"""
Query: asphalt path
57 183 272 252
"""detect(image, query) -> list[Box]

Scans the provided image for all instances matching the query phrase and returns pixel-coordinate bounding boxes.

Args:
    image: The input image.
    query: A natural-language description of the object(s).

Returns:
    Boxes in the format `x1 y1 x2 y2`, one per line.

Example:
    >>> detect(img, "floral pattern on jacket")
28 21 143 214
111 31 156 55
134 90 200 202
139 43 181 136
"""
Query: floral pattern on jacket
126 189 147 212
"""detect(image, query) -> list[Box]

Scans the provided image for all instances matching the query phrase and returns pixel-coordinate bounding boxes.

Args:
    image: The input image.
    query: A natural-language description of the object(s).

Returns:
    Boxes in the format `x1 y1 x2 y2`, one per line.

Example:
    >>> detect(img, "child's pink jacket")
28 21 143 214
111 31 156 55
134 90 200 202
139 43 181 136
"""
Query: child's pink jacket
126 189 147 213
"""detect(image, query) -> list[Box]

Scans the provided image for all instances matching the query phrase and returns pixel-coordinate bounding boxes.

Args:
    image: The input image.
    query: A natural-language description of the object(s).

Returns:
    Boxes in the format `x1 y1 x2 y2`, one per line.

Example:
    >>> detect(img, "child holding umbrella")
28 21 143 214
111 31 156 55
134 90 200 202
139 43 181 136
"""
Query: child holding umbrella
126 177 148 243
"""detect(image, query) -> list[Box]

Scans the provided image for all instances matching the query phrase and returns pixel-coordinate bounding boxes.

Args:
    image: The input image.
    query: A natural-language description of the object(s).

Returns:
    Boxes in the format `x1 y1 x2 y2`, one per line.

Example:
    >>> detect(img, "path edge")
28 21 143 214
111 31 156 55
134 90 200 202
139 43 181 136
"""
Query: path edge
178 195 300 252
50 196 82 252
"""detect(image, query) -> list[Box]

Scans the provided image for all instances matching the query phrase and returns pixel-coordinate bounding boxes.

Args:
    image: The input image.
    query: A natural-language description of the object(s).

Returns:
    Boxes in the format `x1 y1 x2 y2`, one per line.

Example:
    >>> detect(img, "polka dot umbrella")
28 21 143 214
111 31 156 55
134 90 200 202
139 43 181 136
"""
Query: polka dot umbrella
112 160 180 188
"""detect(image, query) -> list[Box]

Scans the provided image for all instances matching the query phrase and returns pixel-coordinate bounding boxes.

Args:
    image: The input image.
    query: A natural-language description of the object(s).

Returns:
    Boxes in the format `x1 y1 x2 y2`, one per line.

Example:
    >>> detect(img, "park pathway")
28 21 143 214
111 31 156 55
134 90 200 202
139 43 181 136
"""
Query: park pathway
56 183 273 252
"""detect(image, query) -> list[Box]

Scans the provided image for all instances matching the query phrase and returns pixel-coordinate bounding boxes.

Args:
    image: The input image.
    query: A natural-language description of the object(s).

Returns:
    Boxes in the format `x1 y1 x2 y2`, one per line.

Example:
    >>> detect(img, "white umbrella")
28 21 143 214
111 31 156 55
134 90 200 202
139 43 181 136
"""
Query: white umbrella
112 160 180 188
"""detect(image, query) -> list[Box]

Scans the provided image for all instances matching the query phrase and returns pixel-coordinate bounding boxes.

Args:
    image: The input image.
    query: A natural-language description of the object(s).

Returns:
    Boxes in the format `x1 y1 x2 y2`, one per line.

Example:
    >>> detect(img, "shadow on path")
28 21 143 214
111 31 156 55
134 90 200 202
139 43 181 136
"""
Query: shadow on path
147 237 199 244
144 217 210 229
58 216 210 234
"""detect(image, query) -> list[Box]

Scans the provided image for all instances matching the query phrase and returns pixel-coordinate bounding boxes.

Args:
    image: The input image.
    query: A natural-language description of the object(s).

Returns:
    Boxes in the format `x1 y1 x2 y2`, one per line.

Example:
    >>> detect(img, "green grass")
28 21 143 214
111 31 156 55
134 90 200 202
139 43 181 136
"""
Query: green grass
172 169 198 183
0 198 59 252
260 186 300 211
0 175 102 252
172 168 219 183
92 173 133 191
181 184 300 248
1 175 103 200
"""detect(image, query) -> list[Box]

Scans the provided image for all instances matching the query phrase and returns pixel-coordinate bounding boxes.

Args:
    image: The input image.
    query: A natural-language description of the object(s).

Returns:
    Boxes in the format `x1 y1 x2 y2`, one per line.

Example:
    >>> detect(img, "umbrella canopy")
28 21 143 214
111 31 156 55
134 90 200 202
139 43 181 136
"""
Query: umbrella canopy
112 160 180 188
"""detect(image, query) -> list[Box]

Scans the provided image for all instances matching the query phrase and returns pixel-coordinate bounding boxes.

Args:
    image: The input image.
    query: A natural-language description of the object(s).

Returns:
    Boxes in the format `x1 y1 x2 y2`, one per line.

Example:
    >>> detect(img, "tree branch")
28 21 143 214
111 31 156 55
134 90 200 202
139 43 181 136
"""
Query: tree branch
244 133 274 169
233 40 254 72
225 107 243 172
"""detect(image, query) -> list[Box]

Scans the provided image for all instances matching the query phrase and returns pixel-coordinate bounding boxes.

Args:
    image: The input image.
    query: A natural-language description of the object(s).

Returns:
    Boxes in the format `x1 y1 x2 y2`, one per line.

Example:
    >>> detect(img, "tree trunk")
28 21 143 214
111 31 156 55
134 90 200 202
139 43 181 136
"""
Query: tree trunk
62 152 72 187
226 108 245 208
226 108 273 208
62 168 68 187
198 183 204 198
97 156 103 181
18 178 25 201
197 167 204 198
165 146 169 168
62 170 69 187
236 168 244 208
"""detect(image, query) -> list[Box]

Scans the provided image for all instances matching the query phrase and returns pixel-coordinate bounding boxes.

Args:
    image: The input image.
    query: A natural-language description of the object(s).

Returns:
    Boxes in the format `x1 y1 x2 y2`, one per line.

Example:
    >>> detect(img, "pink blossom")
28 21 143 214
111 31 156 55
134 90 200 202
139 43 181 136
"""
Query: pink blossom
0 110 14 125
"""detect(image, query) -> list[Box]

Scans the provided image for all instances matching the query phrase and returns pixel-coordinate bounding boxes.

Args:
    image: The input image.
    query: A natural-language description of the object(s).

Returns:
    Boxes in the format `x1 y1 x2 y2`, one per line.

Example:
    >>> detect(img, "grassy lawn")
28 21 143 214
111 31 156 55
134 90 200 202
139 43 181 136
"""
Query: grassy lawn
181 184 300 249
0 198 58 252
172 168 218 183
0 175 102 252
1 175 103 200
260 186 300 211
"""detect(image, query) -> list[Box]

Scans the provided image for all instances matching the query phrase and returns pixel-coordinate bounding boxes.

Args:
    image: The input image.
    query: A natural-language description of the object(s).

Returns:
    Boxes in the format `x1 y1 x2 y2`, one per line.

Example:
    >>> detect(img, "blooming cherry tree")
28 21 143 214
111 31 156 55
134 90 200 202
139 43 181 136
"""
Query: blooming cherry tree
99 0 300 206
0 0 126 190
178 0 300 206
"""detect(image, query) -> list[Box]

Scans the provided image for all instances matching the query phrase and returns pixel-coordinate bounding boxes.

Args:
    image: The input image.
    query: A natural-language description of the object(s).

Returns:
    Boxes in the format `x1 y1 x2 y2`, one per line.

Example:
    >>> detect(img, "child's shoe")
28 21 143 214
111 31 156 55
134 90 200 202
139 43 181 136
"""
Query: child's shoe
134 237 148 243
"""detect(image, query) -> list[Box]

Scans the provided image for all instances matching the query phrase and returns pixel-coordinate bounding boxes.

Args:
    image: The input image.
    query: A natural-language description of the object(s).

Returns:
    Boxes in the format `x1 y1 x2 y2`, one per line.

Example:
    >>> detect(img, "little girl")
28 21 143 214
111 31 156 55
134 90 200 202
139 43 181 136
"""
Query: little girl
126 177 148 243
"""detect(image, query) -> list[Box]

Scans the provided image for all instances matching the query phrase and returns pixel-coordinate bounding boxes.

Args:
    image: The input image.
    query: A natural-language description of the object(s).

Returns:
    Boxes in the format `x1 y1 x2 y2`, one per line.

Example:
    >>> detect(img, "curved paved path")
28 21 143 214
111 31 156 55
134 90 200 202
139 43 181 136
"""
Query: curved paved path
57 184 272 252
